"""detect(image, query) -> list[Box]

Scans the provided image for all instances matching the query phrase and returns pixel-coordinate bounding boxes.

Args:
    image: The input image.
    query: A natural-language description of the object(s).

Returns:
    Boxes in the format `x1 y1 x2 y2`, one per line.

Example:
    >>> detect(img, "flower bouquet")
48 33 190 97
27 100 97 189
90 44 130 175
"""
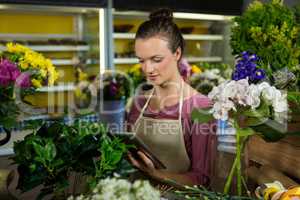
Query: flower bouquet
67 178 161 200
230 0 300 133
192 51 289 195
0 43 58 144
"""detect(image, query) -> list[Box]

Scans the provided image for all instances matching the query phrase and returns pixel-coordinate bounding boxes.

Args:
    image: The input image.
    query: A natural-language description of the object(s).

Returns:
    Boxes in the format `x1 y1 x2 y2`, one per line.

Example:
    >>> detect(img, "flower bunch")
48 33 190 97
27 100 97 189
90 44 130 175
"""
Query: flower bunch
0 43 58 129
127 64 146 89
232 51 265 83
208 79 287 121
67 178 161 200
190 68 226 95
1 43 58 88
102 72 131 101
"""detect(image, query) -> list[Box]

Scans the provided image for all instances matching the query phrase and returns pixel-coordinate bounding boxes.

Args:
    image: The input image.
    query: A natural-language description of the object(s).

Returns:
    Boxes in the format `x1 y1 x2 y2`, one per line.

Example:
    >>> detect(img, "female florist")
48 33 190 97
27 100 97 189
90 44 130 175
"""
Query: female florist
0 0 299 200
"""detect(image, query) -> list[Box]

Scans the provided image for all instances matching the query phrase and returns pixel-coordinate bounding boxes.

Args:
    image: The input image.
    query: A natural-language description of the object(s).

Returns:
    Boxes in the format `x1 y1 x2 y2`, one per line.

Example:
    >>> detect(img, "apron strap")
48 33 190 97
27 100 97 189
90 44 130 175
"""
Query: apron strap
134 81 184 130
135 89 154 124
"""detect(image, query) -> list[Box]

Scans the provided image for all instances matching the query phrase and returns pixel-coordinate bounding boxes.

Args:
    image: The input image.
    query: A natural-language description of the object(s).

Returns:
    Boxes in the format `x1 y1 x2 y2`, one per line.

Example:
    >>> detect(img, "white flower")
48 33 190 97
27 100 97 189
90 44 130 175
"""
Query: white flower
68 178 160 200
246 84 261 108
272 92 288 113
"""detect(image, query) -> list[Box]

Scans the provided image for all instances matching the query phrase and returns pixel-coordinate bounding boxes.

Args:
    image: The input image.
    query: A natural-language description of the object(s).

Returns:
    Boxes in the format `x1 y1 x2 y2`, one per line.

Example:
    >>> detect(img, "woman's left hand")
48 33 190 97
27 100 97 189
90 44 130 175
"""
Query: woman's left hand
128 151 157 176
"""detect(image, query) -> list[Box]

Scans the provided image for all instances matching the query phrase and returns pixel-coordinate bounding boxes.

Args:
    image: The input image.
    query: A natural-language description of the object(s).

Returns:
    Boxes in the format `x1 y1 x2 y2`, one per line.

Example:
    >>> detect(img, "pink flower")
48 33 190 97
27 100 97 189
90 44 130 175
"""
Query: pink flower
16 72 31 88
178 58 191 82
0 58 21 86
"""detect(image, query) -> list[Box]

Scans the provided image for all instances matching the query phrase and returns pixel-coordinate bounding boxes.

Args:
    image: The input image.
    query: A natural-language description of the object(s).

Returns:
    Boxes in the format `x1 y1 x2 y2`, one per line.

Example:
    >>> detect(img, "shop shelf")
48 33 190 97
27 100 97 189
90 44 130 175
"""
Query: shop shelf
114 58 139 64
51 58 96 66
114 56 222 64
113 33 223 41
113 11 234 21
186 56 223 62
0 45 89 52
37 83 75 92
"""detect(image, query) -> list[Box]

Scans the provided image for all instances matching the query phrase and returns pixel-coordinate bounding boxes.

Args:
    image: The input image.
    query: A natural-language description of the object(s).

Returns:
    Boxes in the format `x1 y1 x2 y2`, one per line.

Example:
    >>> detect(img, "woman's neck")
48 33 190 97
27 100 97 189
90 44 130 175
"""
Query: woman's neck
152 73 184 108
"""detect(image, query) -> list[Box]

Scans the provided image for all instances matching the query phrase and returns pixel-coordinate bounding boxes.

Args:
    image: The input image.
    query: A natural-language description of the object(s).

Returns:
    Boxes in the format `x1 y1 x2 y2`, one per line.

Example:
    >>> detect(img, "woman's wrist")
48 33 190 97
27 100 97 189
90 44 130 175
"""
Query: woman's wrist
151 169 166 180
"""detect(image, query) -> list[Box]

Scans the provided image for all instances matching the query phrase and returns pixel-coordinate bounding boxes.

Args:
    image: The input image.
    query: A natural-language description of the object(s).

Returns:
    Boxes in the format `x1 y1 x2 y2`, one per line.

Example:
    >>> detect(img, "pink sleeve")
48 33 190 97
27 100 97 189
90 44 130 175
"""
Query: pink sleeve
182 95 217 186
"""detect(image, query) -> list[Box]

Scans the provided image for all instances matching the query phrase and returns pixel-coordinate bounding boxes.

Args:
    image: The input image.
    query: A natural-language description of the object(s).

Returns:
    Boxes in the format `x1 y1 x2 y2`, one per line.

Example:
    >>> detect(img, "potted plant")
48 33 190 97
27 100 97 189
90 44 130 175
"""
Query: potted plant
11 121 133 199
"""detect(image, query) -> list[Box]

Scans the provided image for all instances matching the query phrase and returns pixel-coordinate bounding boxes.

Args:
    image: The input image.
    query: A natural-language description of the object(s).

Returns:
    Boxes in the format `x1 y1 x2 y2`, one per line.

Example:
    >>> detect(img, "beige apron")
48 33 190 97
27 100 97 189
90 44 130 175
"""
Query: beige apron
134 82 191 173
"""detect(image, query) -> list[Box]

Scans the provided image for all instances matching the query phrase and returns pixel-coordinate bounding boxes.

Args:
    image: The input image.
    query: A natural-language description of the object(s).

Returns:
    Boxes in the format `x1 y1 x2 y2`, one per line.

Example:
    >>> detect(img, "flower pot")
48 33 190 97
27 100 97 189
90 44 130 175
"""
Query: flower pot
98 100 126 132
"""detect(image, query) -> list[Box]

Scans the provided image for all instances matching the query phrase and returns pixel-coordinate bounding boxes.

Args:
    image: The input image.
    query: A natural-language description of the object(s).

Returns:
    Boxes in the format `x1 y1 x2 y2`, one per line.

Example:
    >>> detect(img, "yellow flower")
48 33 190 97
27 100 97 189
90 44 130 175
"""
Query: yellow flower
74 88 83 98
40 69 47 78
77 69 88 81
19 59 29 70
48 67 59 86
191 65 202 74
31 79 42 88
6 43 31 54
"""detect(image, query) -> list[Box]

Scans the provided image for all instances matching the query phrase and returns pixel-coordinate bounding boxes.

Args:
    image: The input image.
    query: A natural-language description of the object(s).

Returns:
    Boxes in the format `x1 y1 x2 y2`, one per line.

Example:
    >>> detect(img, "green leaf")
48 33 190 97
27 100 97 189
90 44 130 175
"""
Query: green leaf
44 140 56 162
191 108 214 124
237 128 255 137
252 119 287 142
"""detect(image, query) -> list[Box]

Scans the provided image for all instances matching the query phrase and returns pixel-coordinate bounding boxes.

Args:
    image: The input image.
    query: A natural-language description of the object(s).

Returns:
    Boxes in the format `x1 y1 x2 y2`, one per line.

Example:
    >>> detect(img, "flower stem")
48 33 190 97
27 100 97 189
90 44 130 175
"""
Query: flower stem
236 126 242 196
223 156 238 194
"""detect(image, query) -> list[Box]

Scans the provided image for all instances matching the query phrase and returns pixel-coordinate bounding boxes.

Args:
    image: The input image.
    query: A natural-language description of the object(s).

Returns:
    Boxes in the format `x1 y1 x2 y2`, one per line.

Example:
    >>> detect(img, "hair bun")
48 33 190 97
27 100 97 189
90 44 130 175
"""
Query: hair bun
149 8 173 21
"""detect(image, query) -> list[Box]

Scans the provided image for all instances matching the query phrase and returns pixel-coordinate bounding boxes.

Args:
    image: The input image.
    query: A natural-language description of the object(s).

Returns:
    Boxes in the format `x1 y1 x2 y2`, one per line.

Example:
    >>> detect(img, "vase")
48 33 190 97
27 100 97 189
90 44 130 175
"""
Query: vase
98 100 126 132
216 120 236 154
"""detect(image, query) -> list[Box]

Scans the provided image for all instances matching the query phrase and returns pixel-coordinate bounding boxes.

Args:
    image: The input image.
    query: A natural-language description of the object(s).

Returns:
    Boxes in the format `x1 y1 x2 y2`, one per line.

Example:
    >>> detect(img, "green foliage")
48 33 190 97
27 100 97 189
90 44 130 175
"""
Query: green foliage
0 86 19 129
174 185 256 200
230 0 300 78
191 108 215 124
11 121 134 199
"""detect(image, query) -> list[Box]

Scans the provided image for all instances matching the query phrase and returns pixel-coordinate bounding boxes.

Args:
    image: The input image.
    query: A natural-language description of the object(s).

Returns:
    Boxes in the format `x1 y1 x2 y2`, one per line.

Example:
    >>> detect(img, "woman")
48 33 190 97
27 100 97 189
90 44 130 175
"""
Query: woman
127 8 216 187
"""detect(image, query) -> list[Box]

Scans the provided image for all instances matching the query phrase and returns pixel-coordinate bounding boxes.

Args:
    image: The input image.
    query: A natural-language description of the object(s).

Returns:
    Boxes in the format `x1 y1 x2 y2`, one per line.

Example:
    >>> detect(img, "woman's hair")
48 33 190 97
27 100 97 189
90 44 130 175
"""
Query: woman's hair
135 8 185 60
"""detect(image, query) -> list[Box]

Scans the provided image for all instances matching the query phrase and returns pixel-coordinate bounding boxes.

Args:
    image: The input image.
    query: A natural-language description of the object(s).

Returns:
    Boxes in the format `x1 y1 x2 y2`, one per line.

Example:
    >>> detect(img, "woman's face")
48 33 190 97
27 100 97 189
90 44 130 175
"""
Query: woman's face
135 36 181 86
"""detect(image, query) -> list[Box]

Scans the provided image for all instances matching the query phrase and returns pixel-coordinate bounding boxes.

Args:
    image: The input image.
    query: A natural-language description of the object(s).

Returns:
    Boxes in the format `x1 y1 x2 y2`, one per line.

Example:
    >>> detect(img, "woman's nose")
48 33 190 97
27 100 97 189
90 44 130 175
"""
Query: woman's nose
143 61 155 73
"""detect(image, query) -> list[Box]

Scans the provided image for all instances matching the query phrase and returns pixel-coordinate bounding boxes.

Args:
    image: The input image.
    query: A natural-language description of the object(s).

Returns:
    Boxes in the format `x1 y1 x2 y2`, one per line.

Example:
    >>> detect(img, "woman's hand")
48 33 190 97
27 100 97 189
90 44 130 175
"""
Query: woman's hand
128 151 157 176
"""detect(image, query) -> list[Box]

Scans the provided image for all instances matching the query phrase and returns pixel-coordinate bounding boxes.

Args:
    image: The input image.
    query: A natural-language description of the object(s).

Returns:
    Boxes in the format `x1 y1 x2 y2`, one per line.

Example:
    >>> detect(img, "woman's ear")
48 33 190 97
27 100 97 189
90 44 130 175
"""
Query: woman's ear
174 47 182 61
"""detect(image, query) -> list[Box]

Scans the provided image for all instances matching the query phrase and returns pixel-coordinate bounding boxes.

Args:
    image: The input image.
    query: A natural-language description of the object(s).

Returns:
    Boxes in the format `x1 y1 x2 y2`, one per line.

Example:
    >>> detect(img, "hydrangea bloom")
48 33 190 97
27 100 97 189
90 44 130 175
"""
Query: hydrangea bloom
208 79 287 121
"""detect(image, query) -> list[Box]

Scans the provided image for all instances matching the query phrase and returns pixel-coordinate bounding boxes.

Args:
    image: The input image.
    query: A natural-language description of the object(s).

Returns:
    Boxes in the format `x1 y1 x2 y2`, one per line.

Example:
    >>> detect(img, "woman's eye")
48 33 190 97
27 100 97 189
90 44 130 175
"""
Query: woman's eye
153 59 162 63
139 60 144 63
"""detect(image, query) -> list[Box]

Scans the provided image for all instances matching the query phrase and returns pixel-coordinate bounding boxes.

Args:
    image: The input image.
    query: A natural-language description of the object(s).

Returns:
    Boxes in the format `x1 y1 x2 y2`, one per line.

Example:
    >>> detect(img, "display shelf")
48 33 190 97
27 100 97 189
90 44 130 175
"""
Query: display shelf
113 10 234 21
114 56 222 64
113 33 224 41
37 83 75 92
114 58 139 64
0 45 89 52
51 58 97 66
186 56 223 62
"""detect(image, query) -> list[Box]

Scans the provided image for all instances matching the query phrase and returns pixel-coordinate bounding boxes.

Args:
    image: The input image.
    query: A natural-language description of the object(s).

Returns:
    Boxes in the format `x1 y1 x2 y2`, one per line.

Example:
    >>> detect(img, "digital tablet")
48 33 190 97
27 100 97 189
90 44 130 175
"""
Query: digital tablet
108 131 166 169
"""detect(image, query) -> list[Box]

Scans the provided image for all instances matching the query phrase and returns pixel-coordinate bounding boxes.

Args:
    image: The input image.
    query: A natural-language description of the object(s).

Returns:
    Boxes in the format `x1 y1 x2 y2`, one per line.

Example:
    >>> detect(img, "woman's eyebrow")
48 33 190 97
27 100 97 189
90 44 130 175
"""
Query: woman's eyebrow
136 55 163 60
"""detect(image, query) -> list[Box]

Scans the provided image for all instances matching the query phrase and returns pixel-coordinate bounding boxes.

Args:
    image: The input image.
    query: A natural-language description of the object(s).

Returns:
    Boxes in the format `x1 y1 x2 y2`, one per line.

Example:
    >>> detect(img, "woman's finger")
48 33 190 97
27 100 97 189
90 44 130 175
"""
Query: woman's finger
137 151 155 169
128 153 142 169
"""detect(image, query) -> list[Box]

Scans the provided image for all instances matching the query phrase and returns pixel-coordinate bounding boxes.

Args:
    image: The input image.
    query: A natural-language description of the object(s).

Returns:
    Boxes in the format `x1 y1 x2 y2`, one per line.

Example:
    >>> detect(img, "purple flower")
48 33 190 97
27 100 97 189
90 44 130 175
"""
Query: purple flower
109 80 119 96
232 51 265 84
16 72 31 88
178 58 191 81
250 68 265 82
0 58 21 86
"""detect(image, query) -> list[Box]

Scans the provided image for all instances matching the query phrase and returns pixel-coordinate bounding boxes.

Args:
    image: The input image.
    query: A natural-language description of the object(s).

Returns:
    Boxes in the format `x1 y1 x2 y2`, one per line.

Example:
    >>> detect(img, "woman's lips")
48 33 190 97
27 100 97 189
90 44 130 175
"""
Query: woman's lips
148 74 158 80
